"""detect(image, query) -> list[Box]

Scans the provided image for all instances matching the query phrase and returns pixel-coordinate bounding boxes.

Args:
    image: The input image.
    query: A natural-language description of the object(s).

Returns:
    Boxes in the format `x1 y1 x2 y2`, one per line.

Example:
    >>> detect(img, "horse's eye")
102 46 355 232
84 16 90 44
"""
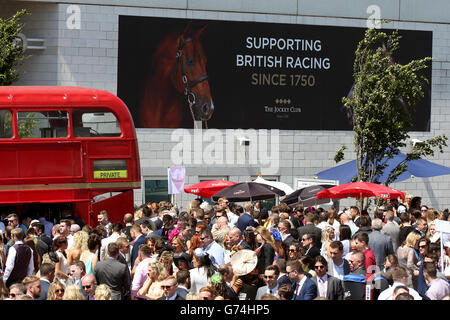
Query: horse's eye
186 56 195 67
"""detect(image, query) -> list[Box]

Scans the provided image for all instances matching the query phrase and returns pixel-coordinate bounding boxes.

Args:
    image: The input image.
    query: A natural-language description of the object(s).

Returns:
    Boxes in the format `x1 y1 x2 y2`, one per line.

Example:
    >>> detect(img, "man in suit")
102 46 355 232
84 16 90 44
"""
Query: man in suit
327 241 351 280
369 218 395 270
94 242 131 300
116 236 130 267
278 220 295 250
311 256 344 300
81 274 98 300
123 213 134 242
297 212 322 248
157 276 185 300
227 228 251 250
381 211 400 252
130 224 146 269
175 270 191 299
236 203 256 233
286 259 317 300
256 265 280 299
301 233 320 259
37 263 54 300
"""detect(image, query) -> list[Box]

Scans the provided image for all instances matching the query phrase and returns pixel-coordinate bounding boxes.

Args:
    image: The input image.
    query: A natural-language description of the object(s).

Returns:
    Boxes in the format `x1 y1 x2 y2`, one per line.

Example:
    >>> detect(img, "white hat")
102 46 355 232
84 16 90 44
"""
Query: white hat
230 249 258 276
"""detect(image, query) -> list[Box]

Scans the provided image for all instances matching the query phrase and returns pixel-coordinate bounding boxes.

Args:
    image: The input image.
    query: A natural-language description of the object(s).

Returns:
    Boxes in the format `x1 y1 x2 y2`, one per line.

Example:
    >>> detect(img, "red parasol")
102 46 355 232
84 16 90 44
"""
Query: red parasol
184 180 237 199
317 181 405 200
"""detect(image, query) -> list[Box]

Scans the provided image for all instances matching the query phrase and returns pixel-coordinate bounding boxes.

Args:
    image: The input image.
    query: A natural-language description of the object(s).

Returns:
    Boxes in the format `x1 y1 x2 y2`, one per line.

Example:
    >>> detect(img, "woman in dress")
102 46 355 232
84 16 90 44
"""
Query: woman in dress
53 236 70 283
320 226 336 258
397 230 421 288
67 231 89 266
254 226 276 274
189 249 215 294
80 233 101 275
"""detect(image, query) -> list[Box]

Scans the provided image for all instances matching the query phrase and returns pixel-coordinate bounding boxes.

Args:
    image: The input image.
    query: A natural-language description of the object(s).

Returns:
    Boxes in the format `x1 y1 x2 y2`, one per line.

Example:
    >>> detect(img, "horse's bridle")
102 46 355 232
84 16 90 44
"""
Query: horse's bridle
174 37 211 128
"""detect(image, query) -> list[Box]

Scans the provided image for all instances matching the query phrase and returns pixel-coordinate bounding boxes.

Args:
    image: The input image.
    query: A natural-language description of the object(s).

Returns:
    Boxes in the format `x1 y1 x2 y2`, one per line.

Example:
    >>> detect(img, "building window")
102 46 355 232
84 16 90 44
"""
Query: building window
144 179 170 204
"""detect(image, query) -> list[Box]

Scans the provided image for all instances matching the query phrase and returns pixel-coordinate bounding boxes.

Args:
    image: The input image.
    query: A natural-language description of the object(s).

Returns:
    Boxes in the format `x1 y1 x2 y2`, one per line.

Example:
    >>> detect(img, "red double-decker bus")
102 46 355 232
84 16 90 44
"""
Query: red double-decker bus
0 86 141 226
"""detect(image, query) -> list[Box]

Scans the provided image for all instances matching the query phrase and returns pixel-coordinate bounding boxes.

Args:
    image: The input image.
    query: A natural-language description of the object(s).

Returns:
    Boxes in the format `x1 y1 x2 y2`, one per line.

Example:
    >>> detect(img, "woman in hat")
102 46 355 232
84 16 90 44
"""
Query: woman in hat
254 226 276 274
189 248 215 294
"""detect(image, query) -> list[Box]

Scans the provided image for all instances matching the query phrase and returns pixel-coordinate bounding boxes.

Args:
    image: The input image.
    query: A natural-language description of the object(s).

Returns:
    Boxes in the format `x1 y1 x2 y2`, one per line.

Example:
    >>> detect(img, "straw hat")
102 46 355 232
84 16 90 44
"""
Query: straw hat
230 249 258 276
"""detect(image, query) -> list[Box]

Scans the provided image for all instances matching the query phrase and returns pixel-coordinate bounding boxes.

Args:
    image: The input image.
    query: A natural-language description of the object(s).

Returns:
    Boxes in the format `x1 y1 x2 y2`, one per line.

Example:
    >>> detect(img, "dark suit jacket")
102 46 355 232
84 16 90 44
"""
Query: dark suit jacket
311 274 344 300
292 276 317 300
297 224 322 248
277 274 292 286
236 213 256 233
305 246 321 259
256 243 275 274
94 257 131 300
37 279 50 300
130 234 146 268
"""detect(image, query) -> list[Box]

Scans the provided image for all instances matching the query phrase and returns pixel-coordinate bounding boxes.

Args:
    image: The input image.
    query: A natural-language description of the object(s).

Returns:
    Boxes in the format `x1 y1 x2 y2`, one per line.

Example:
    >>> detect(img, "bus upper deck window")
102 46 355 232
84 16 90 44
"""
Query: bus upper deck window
0 110 13 138
72 110 121 137
17 111 68 138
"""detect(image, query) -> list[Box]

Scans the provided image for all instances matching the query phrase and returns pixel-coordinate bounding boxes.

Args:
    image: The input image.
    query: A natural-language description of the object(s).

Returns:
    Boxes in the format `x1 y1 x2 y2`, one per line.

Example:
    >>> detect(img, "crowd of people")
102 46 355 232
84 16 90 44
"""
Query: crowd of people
0 193 449 301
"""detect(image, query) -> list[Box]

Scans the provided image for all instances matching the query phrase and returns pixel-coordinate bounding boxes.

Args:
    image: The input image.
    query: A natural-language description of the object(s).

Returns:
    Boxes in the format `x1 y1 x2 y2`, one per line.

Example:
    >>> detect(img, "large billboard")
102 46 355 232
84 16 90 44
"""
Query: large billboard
117 16 432 131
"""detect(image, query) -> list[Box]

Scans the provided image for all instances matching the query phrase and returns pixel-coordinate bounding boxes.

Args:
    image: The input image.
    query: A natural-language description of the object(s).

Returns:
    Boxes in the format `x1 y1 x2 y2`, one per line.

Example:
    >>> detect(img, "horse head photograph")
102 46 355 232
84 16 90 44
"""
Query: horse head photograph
139 23 214 129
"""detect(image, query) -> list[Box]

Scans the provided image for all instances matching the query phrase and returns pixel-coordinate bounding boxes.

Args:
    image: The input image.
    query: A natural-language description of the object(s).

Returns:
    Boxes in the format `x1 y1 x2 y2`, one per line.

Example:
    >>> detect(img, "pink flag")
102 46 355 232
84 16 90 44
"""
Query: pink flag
168 166 186 194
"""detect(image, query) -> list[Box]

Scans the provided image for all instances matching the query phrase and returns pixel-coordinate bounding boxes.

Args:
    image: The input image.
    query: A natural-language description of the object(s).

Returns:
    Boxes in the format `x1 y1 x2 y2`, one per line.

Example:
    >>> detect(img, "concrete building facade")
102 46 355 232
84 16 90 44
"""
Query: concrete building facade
3 0 450 210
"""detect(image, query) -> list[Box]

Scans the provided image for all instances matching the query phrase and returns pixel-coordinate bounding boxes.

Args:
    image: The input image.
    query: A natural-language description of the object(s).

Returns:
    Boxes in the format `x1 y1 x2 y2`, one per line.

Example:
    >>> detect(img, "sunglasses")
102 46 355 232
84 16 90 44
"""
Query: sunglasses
82 285 91 289
264 275 275 279
9 293 16 298
301 238 309 241
161 285 173 290
200 237 207 241
419 245 427 249
288 249 297 252
55 289 65 294
314 265 325 270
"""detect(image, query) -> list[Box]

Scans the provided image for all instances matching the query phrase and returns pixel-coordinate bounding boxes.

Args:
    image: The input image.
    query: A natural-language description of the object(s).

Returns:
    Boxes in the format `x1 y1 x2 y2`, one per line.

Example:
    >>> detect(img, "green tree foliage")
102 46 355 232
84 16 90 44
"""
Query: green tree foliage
0 9 30 85
337 26 447 186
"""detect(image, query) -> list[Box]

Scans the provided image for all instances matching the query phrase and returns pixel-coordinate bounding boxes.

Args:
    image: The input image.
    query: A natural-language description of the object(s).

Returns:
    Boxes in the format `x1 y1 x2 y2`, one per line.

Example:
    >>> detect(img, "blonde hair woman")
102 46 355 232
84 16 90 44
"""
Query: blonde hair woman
47 281 66 300
62 284 86 300
159 250 174 276
320 226 336 258
254 226 276 274
137 261 167 300
67 231 89 266
95 284 112 300
397 230 422 287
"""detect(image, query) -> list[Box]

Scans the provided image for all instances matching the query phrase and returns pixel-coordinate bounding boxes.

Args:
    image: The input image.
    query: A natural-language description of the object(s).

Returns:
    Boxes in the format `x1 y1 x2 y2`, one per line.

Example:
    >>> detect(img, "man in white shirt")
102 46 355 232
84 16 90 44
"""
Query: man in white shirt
378 266 422 300
100 222 124 261
339 211 359 237
327 241 351 280
3 228 34 287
